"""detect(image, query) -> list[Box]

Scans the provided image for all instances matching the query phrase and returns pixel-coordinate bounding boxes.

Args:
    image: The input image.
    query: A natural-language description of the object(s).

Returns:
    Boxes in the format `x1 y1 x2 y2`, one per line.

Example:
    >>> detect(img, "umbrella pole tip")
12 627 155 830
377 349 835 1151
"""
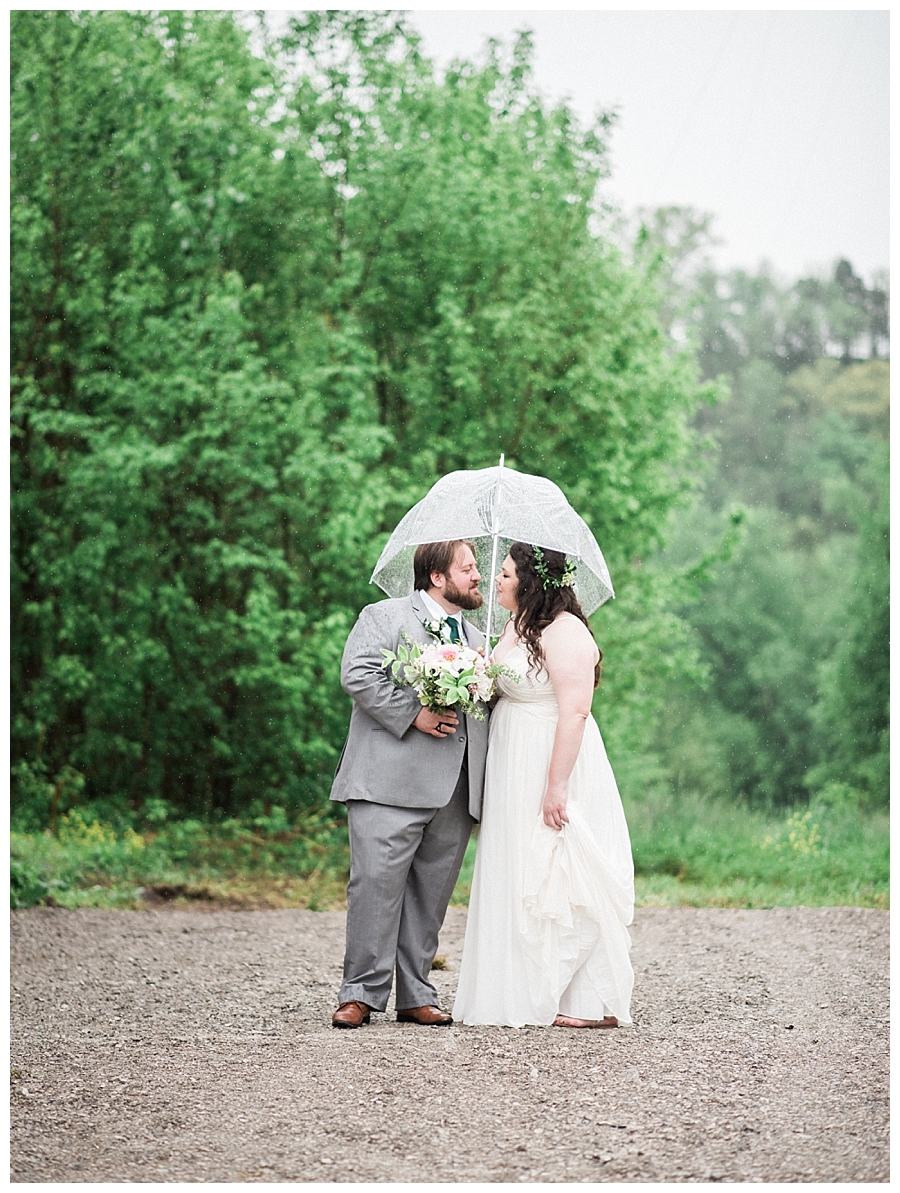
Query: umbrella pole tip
499 452 505 468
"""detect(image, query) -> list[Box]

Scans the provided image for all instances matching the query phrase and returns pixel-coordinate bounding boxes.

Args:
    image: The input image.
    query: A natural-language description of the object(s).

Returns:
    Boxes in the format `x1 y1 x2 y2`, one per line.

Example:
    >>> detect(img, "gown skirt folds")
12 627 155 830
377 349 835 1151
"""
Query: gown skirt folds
453 645 635 1027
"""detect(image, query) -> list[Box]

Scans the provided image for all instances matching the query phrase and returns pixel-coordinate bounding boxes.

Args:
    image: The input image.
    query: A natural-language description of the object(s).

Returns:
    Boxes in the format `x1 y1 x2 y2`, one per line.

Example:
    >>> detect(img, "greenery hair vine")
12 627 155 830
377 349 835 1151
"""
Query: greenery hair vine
532 545 576 591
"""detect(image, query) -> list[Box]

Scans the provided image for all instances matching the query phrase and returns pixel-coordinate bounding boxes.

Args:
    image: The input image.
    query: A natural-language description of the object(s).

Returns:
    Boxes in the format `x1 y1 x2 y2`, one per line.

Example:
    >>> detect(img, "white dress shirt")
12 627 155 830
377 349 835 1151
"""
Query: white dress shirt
419 589 465 641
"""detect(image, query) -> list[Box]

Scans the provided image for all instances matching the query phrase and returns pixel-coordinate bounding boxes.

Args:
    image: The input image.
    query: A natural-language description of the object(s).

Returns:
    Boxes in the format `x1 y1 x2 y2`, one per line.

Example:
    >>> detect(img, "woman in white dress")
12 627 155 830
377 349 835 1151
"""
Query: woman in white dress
453 542 635 1028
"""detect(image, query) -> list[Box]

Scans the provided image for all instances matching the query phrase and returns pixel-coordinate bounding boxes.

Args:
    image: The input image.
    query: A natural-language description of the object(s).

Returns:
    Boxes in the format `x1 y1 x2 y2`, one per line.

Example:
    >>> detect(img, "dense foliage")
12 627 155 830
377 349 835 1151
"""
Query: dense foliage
637 214 889 809
11 11 711 828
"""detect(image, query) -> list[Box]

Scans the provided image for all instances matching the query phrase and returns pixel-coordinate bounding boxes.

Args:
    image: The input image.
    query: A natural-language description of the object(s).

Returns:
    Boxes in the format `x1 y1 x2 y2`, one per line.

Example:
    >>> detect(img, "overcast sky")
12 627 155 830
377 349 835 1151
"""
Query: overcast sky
404 8 889 282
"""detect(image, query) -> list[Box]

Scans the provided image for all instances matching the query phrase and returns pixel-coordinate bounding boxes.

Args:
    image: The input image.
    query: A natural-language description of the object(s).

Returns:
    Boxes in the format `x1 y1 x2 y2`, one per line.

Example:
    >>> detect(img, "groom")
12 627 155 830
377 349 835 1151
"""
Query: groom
330 540 489 1028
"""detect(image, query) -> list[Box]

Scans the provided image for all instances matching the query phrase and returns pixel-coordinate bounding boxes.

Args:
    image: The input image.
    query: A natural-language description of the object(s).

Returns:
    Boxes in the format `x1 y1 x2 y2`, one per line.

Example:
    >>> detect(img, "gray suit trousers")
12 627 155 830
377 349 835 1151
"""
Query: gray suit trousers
339 766 473 1012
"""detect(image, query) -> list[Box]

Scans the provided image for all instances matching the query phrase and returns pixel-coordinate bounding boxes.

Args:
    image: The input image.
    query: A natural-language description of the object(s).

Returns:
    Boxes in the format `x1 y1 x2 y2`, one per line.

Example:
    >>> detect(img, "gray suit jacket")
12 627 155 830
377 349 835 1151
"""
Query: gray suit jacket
330 592 489 820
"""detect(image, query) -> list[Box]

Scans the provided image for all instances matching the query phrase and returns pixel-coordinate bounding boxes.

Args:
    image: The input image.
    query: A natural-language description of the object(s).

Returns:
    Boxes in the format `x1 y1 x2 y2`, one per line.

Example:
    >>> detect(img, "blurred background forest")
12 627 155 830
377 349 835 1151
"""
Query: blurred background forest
10 11 888 909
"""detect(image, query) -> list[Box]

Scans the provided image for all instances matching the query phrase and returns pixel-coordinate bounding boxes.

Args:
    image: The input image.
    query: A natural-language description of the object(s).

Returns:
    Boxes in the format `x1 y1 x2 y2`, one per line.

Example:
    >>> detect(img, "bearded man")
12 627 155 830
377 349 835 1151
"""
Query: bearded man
330 540 488 1027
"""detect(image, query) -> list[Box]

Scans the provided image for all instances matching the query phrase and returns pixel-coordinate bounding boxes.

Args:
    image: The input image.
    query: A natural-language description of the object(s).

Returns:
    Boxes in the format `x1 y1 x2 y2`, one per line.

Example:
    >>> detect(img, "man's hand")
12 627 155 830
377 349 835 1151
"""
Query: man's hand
414 708 460 739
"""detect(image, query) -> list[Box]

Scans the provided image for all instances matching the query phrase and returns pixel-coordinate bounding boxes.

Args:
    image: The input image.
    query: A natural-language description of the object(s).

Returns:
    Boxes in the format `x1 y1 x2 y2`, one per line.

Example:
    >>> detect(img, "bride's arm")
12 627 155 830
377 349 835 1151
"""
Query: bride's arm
541 617 598 830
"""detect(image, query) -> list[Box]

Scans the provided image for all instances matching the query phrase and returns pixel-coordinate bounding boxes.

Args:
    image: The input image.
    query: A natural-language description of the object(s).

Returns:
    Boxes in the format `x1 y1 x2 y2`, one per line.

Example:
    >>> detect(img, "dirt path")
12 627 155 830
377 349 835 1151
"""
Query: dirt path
11 905 888 1183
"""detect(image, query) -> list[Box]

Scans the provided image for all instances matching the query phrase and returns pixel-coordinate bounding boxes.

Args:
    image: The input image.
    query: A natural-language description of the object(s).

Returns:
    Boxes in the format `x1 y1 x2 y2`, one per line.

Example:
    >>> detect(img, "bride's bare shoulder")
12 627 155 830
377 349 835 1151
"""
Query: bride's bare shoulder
542 612 589 638
542 613 599 659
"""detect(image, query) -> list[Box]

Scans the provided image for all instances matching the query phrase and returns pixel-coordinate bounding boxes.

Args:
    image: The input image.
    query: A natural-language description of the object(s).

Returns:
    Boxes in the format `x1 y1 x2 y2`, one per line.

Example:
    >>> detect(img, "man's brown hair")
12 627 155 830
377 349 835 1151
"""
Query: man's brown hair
413 540 476 591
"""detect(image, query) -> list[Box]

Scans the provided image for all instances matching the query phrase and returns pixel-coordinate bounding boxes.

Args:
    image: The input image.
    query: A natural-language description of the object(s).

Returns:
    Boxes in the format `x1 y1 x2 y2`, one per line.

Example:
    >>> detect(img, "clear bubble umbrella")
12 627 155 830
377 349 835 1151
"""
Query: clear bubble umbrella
370 455 614 639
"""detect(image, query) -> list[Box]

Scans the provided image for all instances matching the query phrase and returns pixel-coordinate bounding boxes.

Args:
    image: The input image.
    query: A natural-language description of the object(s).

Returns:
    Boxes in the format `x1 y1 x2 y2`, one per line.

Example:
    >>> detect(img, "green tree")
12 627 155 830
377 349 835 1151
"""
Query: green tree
807 443 889 805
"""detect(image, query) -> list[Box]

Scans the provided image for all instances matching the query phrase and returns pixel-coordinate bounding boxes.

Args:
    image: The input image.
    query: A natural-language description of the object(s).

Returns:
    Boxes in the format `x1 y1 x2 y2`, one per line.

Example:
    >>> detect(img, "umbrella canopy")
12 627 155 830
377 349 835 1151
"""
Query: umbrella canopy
370 461 614 636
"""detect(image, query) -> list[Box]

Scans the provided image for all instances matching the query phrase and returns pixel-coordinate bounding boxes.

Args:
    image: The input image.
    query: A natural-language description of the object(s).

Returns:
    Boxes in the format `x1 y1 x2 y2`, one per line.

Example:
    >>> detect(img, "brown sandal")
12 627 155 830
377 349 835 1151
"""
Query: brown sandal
553 1014 618 1029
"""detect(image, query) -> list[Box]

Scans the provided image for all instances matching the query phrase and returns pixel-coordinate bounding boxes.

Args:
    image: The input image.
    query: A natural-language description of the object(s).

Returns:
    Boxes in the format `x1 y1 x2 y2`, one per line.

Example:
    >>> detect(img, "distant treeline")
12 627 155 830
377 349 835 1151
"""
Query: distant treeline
638 207 889 373
625 209 888 810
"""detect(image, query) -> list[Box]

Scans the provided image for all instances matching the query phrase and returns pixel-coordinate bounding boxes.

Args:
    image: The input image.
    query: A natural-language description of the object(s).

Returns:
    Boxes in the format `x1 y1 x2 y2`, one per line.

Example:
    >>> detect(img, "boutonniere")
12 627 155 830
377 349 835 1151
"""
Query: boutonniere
423 617 453 643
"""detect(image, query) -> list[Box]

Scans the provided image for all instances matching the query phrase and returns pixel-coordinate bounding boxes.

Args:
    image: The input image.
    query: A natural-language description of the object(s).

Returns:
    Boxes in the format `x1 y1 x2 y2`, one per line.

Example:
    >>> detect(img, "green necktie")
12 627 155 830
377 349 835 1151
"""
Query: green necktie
446 616 463 644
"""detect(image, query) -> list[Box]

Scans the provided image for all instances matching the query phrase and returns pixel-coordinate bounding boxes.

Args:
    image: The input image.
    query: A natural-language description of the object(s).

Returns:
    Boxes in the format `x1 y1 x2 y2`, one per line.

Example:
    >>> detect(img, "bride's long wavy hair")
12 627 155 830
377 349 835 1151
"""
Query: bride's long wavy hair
508 542 602 688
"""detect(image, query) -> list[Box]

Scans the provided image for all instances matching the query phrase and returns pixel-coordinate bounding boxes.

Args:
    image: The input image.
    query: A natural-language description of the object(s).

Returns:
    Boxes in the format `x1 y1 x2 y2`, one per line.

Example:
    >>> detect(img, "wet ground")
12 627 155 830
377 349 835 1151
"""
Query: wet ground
10 904 888 1183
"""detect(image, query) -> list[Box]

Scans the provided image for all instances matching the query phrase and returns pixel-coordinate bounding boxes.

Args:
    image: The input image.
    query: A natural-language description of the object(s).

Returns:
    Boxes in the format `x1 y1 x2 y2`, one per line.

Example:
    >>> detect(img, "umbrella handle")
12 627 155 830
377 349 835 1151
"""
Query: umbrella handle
483 454 504 647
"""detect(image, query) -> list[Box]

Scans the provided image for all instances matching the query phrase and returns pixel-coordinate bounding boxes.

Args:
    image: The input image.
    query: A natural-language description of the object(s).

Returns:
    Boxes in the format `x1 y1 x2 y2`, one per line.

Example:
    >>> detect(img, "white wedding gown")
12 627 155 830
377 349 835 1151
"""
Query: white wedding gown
453 641 635 1026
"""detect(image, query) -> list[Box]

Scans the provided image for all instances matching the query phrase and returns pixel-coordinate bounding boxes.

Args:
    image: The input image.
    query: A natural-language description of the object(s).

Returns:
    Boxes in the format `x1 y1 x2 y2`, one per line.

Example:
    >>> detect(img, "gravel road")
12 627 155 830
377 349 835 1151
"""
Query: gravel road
11 905 888 1183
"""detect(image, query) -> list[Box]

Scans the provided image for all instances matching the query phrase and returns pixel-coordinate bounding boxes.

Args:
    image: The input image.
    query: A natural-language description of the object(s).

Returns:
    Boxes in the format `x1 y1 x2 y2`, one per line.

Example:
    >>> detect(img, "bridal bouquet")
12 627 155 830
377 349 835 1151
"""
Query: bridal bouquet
381 632 517 721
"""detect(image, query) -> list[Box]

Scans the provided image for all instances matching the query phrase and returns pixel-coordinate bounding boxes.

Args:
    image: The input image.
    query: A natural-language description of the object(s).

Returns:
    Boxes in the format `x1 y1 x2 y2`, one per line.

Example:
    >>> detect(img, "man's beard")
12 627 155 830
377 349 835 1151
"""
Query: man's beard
445 579 484 611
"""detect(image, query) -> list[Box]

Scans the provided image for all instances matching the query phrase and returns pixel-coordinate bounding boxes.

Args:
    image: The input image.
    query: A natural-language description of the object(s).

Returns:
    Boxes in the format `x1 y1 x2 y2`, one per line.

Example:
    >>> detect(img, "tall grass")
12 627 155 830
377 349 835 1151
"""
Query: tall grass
451 784 887 910
10 805 349 911
626 783 888 908
10 785 887 912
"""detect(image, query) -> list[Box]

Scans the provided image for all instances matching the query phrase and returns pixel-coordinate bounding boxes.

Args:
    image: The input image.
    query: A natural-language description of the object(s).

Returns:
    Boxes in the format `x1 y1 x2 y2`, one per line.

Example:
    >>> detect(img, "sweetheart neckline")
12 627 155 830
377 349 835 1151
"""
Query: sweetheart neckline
492 640 524 667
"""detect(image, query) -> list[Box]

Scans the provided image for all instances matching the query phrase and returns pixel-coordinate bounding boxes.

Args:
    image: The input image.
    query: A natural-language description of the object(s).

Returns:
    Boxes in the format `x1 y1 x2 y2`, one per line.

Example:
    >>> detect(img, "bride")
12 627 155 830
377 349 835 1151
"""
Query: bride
453 542 635 1028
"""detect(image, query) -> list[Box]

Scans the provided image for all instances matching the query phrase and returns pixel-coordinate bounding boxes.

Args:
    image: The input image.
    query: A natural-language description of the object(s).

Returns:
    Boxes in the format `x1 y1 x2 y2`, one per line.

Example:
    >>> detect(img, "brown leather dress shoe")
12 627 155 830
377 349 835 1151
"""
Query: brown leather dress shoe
332 1001 371 1028
396 1005 453 1026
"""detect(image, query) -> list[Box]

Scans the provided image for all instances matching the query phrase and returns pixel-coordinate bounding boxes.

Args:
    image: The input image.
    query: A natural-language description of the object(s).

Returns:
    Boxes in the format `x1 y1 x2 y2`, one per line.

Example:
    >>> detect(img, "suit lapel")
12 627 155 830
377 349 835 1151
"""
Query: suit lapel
461 613 488 650
409 591 429 624
407 592 433 643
